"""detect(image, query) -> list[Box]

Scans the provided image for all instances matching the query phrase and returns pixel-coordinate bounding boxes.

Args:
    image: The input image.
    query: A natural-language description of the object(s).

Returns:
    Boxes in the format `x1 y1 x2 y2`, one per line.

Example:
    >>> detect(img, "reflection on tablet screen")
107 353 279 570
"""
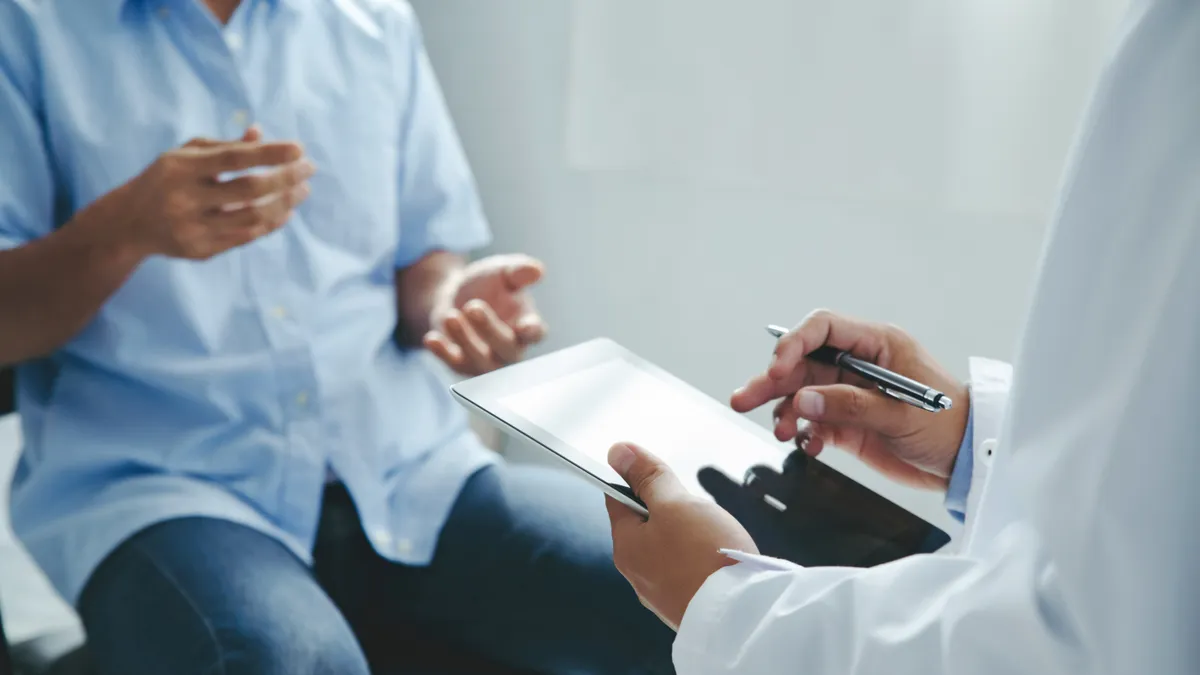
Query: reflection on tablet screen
699 454 951 567
500 356 949 567
501 358 786 499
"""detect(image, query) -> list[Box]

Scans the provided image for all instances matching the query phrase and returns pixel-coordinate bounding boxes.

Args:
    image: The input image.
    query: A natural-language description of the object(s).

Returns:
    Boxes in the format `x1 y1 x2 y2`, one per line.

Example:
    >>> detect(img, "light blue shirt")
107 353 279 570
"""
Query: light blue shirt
0 0 495 604
943 400 973 523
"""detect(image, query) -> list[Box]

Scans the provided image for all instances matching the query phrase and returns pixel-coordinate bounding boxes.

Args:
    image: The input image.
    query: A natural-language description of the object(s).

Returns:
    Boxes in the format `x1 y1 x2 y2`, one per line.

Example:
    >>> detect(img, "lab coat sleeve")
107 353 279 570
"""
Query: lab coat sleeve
946 357 1011 522
675 358 1085 675
673 532 1078 675
675 347 1200 674
957 357 1011 527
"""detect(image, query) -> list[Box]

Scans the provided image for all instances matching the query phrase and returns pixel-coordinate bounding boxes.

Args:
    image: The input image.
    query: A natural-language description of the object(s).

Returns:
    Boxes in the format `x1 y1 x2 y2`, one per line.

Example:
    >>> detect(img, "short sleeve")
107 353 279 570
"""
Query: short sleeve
0 4 56 251
391 11 492 269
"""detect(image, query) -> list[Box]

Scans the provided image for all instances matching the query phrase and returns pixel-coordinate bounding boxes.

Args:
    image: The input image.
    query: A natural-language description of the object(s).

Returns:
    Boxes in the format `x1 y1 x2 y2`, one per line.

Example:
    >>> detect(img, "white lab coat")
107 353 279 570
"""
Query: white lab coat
673 1 1200 673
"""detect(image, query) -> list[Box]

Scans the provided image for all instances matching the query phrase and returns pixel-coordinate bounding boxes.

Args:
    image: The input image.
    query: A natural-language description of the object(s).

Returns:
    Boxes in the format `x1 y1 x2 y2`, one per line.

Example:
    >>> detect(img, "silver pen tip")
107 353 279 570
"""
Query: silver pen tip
938 395 953 411
765 325 787 338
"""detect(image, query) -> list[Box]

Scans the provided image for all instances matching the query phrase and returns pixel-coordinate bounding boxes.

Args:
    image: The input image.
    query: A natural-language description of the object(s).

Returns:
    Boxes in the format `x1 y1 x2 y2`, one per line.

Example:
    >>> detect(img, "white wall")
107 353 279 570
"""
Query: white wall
409 0 1123 528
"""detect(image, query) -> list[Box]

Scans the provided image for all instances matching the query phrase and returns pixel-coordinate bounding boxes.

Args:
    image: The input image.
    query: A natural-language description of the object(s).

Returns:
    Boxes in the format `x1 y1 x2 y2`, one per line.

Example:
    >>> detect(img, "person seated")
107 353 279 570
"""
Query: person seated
0 1 673 673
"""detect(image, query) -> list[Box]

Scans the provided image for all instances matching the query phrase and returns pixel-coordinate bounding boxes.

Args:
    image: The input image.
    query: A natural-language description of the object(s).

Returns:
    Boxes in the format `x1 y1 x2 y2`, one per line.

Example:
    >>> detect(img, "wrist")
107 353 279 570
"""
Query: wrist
428 270 461 321
92 182 158 261
70 187 154 267
396 252 465 345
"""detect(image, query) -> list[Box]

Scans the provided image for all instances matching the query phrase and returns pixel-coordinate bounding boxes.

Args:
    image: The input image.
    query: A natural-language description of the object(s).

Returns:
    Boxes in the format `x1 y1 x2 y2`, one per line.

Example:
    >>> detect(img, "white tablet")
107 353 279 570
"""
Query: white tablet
451 338 951 566
451 338 788 516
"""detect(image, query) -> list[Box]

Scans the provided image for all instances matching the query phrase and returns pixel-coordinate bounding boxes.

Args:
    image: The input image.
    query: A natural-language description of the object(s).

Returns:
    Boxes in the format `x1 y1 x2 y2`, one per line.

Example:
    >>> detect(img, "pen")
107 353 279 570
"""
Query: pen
765 325 953 412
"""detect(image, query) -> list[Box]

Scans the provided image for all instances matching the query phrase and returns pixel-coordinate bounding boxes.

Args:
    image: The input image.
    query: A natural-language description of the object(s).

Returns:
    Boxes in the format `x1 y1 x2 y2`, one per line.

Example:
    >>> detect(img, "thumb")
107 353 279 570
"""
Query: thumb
608 443 687 507
184 125 261 150
183 137 224 149
793 384 909 435
501 255 545 292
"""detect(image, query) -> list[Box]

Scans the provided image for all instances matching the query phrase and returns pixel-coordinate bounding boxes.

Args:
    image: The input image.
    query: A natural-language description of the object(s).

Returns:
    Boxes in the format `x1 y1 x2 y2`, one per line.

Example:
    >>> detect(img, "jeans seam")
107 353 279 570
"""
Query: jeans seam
129 540 228 675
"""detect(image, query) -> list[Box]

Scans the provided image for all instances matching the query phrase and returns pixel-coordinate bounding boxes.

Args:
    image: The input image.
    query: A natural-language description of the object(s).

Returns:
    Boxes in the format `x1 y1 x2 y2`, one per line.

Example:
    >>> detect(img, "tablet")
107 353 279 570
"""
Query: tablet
451 338 951 566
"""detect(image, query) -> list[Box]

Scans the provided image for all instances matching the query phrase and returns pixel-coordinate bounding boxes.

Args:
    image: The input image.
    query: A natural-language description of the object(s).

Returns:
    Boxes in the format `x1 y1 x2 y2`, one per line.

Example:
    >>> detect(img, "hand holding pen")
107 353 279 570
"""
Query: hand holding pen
730 310 972 491
764 325 952 412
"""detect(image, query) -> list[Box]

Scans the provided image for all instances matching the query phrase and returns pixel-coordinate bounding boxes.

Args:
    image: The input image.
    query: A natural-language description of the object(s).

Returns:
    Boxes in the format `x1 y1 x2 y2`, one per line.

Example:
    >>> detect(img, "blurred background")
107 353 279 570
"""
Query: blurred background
0 0 1132 650
410 0 1128 527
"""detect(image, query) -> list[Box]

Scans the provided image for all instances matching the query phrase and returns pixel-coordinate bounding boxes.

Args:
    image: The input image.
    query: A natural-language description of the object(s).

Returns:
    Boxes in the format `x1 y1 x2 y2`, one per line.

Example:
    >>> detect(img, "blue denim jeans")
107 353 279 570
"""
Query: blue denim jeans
77 464 675 675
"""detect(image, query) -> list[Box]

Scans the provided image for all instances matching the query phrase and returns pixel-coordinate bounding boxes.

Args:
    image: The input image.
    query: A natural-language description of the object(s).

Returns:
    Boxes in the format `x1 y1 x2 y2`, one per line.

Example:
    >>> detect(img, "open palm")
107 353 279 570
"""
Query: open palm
424 254 547 375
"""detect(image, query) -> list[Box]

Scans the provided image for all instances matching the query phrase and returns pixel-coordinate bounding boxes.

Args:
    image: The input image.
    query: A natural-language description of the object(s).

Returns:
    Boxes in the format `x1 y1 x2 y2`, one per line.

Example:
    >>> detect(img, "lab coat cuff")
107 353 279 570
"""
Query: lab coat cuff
674 557 800 672
962 357 1012 526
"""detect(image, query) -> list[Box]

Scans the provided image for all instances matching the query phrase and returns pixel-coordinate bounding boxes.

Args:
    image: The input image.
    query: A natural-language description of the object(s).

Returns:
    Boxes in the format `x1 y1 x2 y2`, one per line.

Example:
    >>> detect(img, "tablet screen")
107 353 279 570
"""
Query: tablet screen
502 357 785 499
463 339 952 566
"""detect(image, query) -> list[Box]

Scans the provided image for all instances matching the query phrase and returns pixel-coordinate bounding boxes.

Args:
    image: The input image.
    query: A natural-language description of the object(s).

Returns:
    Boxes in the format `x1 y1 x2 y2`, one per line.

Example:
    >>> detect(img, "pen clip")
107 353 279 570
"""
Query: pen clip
878 386 940 412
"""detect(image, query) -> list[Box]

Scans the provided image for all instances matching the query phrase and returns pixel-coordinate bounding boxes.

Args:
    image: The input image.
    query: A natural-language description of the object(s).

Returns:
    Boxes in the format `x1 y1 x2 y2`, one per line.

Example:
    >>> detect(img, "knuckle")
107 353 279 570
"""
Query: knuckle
843 388 870 420
631 465 665 497
285 161 305 184
804 308 835 325
164 193 195 218
285 187 303 208
882 322 911 344
219 151 242 172
156 153 185 176
241 175 268 198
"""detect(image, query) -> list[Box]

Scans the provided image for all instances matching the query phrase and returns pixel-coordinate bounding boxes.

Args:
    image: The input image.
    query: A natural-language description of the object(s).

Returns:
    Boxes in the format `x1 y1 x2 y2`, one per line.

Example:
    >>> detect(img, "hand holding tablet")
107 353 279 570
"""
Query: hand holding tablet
450 337 950 568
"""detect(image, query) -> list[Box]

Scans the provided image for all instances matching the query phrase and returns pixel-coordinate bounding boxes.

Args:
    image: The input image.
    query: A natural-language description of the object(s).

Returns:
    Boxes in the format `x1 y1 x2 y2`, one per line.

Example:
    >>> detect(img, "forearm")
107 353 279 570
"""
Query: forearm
394 250 465 346
0 191 145 365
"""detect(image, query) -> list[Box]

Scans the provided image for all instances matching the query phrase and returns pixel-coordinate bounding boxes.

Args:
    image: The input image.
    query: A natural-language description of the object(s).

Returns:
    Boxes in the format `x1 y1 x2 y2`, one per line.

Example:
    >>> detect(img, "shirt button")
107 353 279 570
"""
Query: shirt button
231 109 250 127
270 306 288 319
226 33 243 51
157 6 170 19
395 539 413 556
295 391 309 407
979 439 998 467
372 528 392 547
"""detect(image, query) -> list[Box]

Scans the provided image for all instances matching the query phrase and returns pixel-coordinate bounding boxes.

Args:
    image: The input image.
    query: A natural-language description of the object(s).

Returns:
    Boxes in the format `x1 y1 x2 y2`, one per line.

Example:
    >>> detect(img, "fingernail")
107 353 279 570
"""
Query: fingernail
796 390 825 418
732 387 745 397
608 444 636 474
